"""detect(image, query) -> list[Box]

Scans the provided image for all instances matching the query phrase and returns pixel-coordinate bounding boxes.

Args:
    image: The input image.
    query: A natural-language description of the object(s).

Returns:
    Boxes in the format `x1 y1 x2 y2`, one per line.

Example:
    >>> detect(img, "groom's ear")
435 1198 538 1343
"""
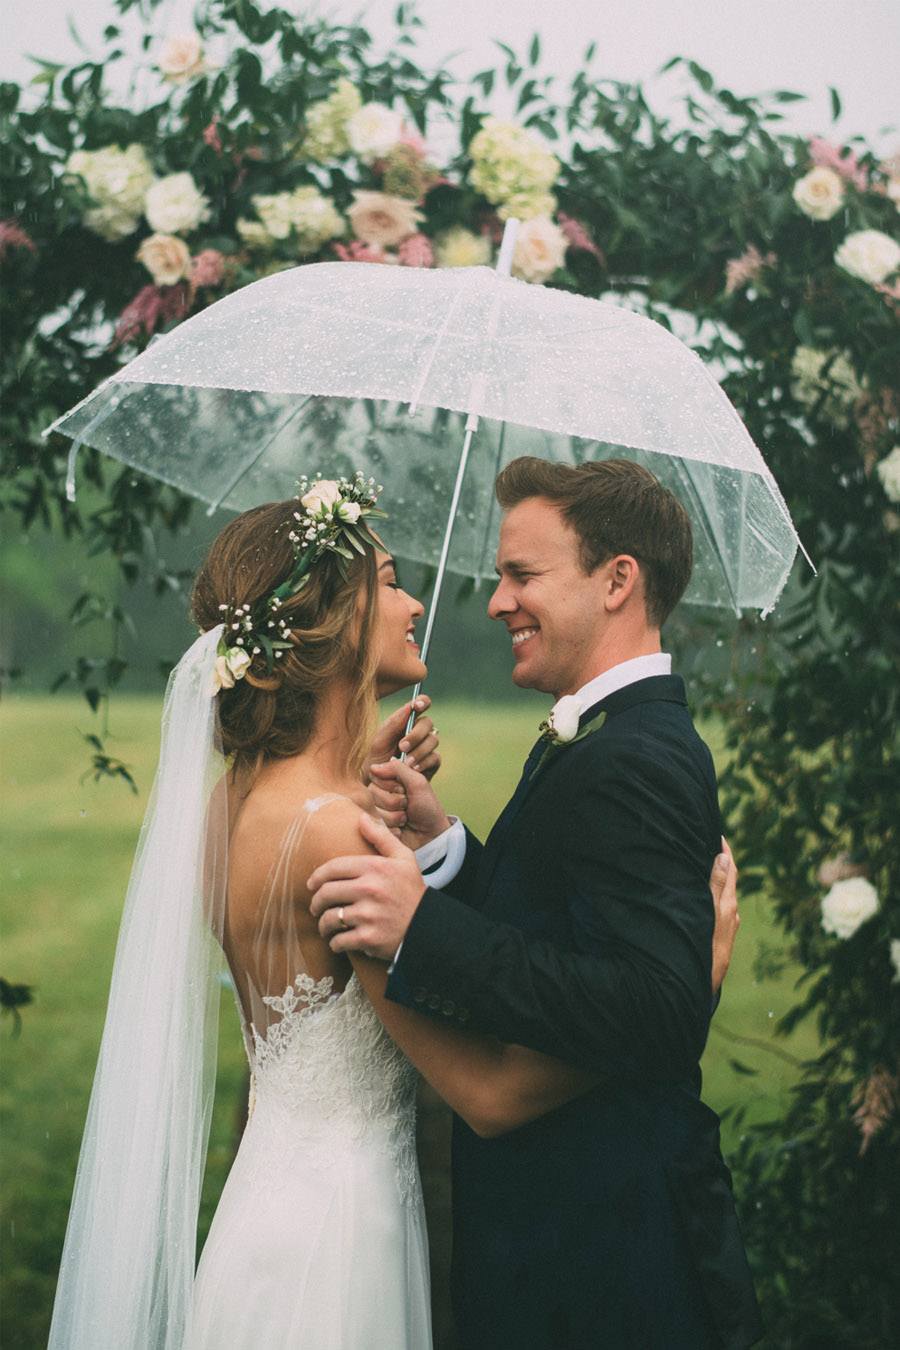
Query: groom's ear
604 554 641 612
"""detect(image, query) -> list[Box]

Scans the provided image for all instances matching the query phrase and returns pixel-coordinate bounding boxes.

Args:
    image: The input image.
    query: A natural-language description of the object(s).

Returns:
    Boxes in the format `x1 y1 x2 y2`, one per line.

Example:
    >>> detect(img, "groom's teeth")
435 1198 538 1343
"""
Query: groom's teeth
512 628 538 646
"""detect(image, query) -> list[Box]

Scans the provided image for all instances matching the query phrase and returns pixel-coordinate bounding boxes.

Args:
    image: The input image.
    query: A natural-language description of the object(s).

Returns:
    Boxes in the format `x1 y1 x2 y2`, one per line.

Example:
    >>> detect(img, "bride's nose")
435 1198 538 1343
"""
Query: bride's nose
408 593 425 620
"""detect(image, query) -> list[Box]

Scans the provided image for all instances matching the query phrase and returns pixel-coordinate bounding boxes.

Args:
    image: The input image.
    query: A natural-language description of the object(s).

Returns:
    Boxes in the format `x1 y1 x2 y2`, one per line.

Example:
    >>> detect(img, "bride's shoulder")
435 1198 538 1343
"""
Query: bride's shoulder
298 790 379 871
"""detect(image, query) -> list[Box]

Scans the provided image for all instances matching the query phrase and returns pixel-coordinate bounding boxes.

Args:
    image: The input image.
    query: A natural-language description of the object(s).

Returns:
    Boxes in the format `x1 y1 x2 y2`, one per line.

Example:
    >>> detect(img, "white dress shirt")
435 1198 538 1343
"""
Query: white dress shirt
414 652 672 890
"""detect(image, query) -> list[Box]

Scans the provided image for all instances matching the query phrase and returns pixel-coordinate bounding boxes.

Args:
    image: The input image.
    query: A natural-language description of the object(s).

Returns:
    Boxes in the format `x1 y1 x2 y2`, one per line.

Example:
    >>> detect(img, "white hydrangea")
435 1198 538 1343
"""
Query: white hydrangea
236 218 274 250
250 187 344 254
347 102 404 163
792 167 845 221
790 346 862 427
835 229 900 286
304 78 362 161
145 172 211 235
875 446 900 504
468 118 560 212
821 877 879 940
66 144 155 241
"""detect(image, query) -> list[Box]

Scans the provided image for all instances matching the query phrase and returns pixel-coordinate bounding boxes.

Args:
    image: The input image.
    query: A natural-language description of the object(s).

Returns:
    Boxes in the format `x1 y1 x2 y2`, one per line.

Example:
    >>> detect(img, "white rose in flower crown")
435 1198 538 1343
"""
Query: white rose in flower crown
301 480 342 516
434 226 492 269
158 32 206 83
225 647 253 679
136 233 192 286
792 167 845 221
835 229 900 286
348 191 422 248
511 216 568 285
876 446 900 503
821 877 879 940
145 172 211 235
545 695 581 743
347 102 404 163
337 500 362 523
211 655 236 694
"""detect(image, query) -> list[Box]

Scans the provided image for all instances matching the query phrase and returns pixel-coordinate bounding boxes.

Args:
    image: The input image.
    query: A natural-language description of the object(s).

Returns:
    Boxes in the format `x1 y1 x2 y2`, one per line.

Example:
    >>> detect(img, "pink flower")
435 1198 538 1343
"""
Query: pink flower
808 136 868 191
191 248 225 288
557 213 605 264
398 233 434 268
333 239 389 264
203 117 223 154
113 282 191 347
397 125 428 158
851 1067 898 1156
816 853 868 888
724 244 777 296
0 219 37 260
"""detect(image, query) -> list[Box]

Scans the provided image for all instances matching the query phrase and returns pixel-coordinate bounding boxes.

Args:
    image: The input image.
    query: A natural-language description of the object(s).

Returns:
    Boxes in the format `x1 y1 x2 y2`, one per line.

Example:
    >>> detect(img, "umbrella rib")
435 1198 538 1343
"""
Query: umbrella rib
204 395 314 516
407 290 465 415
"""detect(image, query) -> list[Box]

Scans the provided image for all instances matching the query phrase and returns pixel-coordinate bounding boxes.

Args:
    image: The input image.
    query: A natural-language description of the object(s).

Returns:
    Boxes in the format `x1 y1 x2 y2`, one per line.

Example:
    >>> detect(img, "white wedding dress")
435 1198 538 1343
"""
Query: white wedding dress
187 797 433 1348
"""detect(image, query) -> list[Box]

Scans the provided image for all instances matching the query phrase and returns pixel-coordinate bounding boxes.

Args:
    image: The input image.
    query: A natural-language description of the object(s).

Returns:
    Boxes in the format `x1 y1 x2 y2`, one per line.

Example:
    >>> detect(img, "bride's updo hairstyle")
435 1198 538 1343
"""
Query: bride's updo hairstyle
191 499 379 780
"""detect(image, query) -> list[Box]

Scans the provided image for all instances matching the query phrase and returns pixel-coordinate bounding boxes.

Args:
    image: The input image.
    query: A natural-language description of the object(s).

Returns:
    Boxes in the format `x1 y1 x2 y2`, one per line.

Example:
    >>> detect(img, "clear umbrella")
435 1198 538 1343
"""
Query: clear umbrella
46 221 808 688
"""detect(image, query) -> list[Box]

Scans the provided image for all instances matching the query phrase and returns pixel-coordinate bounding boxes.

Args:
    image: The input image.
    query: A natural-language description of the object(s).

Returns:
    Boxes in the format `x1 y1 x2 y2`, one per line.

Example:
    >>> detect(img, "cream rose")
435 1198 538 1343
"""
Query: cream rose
821 877 879 940
546 695 581 743
336 500 361 523
145 172 211 235
347 191 422 248
347 102 404 163
136 233 192 286
301 480 342 516
876 446 900 503
211 655 235 694
792 167 845 221
158 32 206 83
225 647 252 679
434 226 492 269
511 216 568 285
835 229 900 286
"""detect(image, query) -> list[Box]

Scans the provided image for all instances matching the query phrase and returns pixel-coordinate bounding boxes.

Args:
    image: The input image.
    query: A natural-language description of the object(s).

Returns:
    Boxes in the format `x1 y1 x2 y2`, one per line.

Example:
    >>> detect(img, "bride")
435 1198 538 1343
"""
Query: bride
48 473 614 1349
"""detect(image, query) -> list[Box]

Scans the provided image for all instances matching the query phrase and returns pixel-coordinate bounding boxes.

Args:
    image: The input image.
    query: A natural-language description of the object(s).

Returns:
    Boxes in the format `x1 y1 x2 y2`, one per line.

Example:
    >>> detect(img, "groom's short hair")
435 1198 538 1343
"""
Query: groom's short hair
495 457 693 627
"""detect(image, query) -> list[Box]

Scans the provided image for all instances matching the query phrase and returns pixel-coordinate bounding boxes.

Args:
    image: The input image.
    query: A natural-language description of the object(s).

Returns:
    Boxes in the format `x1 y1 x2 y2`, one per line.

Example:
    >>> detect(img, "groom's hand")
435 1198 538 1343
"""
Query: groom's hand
368 758 451 849
363 696 441 782
308 813 427 959
710 838 740 992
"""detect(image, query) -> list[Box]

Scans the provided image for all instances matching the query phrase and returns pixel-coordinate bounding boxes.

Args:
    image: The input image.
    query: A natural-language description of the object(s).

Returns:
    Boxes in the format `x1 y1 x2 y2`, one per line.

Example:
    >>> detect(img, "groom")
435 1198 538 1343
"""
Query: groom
309 457 763 1349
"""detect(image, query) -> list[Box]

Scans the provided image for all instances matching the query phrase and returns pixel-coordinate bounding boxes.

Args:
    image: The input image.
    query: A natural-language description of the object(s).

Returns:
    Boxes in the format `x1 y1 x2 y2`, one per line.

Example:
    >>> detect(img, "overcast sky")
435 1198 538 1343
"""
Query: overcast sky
4 0 898 151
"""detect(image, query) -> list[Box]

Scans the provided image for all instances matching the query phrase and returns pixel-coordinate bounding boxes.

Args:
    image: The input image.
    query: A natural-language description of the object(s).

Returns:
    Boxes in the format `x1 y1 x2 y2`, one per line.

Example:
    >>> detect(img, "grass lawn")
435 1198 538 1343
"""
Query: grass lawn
0 694 818 1348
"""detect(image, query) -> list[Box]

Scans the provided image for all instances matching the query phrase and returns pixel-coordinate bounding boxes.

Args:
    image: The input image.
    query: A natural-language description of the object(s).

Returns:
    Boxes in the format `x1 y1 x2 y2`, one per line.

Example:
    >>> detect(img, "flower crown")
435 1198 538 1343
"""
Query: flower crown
211 471 385 695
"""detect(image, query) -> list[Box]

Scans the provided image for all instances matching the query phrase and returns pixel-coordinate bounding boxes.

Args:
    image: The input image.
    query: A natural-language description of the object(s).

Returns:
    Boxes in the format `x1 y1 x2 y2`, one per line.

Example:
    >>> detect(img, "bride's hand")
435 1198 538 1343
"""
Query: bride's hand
363 696 441 782
368 758 451 850
710 838 740 992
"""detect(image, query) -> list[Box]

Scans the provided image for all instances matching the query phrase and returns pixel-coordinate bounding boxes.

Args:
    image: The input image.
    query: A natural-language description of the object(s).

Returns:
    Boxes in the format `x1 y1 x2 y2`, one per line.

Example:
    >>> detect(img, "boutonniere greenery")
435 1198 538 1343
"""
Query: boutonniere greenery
532 707 608 780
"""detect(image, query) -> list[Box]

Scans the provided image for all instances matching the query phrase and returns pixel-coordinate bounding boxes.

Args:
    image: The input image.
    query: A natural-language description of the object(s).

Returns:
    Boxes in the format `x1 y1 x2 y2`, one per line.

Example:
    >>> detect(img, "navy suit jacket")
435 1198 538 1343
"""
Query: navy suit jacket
387 675 762 1349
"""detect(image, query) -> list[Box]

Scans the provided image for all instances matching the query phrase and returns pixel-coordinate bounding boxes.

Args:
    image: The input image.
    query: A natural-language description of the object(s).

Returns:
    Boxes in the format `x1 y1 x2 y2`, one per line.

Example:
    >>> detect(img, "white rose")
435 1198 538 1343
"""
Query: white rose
145 172 211 235
136 232 192 286
792 167 845 221
348 191 422 248
158 32 205 83
210 655 235 694
511 216 568 285
434 226 492 269
225 647 252 679
347 102 404 162
337 500 361 523
301 480 342 516
821 877 879 940
547 694 581 743
835 229 900 286
876 446 900 504
890 939 900 983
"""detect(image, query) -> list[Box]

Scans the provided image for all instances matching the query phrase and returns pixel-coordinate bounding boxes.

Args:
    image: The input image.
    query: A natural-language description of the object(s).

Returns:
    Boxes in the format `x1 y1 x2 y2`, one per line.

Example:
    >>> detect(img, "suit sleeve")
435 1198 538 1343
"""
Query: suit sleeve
387 743 715 1081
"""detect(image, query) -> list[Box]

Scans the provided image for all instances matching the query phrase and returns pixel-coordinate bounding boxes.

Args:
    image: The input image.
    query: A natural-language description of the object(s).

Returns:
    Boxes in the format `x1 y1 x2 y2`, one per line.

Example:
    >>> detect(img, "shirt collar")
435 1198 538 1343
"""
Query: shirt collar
567 653 672 717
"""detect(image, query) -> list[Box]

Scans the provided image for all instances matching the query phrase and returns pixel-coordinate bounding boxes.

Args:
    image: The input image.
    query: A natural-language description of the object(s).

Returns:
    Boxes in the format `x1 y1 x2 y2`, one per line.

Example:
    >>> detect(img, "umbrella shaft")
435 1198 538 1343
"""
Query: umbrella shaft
402 421 477 749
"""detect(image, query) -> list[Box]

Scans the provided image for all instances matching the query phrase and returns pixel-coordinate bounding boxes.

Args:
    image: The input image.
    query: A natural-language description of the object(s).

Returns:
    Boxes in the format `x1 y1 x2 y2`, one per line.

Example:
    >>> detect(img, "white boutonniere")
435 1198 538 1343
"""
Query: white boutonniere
539 694 581 744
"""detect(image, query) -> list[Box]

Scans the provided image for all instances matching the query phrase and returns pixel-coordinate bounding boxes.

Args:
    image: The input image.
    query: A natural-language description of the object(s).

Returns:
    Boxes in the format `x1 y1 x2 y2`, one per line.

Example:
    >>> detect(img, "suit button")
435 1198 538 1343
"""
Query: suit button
442 999 456 1017
427 994 441 1011
413 987 426 1003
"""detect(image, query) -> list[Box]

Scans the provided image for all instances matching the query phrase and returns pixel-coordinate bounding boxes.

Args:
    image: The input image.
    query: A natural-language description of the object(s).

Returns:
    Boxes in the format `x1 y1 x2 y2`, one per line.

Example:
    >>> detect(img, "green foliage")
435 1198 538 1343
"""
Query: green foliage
1 3 898 1342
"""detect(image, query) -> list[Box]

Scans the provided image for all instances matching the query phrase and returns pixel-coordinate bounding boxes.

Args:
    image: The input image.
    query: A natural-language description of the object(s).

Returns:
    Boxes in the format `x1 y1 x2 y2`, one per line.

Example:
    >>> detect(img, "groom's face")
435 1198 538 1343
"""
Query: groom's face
488 497 610 698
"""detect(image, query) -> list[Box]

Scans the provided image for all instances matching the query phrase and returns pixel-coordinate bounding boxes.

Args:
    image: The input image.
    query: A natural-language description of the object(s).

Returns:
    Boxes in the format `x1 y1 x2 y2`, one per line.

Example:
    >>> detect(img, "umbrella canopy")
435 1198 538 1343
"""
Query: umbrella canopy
47 259 805 614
